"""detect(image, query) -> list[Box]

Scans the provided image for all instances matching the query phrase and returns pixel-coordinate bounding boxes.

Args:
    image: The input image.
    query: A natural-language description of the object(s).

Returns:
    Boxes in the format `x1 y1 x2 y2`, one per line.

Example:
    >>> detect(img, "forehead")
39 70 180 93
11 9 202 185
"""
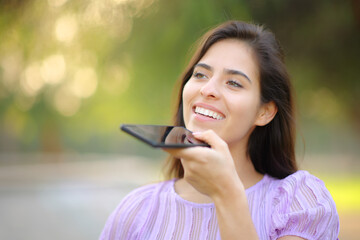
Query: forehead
198 39 259 80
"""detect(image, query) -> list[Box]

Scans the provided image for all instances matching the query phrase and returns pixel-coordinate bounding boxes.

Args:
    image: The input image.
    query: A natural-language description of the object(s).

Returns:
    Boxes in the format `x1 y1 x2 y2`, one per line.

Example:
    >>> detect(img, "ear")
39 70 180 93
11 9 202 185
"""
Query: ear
255 101 278 126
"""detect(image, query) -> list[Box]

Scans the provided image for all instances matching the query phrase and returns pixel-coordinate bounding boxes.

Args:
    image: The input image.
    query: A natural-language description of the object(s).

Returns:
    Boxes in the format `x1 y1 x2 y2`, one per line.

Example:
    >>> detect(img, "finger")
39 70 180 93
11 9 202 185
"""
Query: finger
162 146 204 159
192 130 228 151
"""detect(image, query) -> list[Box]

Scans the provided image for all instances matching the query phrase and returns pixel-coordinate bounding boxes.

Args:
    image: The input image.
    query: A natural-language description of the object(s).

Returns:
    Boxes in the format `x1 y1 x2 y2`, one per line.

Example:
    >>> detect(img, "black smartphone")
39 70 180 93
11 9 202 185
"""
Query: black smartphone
120 124 210 148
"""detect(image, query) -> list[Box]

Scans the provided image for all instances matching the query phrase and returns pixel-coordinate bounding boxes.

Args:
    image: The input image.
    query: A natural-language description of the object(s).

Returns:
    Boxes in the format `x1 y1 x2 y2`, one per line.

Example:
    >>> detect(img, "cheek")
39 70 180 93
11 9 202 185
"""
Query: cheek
182 81 196 105
181 82 192 119
228 94 261 124
182 81 201 126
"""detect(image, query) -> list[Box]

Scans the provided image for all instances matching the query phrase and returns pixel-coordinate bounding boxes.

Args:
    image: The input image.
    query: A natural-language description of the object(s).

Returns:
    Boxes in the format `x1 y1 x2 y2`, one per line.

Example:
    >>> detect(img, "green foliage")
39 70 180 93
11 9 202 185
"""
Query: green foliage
0 0 359 154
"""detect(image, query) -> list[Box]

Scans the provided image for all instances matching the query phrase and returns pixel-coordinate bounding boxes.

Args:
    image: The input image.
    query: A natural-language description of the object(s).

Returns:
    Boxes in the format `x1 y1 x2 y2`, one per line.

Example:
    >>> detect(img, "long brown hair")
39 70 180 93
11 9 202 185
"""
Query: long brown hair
163 21 297 179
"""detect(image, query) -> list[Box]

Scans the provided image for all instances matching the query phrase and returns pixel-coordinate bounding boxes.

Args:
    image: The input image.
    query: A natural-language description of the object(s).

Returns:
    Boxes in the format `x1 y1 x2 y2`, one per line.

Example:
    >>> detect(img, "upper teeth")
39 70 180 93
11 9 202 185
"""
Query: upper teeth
195 106 224 120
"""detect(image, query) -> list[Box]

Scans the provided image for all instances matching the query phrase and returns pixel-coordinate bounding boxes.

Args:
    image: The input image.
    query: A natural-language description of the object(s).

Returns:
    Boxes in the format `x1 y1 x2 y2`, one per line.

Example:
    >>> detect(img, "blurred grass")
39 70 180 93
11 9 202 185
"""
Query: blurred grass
322 175 360 212
310 172 360 239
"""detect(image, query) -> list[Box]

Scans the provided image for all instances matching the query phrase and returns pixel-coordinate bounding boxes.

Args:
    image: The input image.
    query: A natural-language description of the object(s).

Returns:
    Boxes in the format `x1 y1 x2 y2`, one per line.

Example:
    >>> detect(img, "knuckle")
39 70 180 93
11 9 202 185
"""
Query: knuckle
220 140 228 148
219 141 229 151
206 129 215 135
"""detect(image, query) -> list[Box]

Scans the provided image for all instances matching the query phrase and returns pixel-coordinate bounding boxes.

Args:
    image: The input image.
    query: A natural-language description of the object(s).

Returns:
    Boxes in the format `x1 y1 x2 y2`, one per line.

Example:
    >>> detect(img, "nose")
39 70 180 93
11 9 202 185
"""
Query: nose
200 78 220 99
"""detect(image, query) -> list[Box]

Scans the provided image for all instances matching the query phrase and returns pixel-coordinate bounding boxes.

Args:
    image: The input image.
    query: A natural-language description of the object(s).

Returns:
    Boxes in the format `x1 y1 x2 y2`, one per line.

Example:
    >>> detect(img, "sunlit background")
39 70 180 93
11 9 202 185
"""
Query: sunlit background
0 0 359 239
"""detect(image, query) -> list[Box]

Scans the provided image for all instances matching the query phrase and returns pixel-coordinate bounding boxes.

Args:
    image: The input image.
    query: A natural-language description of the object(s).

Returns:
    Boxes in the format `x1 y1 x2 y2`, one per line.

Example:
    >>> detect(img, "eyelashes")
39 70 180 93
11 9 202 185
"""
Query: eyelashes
226 80 243 88
192 71 243 89
192 71 207 79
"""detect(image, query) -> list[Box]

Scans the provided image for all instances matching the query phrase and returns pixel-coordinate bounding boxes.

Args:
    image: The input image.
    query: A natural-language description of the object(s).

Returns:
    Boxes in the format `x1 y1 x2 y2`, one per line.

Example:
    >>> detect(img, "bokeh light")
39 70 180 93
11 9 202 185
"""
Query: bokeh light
20 62 44 97
40 54 66 85
54 14 78 44
70 67 98 98
48 0 69 8
53 85 81 116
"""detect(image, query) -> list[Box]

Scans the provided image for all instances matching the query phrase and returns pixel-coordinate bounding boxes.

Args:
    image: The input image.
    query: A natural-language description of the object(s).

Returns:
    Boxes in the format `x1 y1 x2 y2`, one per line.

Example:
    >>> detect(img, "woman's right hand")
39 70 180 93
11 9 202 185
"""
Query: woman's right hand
164 130 245 200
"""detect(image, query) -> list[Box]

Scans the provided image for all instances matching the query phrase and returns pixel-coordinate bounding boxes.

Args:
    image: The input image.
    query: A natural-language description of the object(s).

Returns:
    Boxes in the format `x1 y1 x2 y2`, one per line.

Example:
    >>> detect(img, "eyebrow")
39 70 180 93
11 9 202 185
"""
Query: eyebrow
194 63 252 83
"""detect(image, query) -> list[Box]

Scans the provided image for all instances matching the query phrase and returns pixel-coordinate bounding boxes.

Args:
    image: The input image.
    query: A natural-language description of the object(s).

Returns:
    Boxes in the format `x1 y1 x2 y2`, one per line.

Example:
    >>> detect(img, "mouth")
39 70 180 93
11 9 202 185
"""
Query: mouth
193 106 225 120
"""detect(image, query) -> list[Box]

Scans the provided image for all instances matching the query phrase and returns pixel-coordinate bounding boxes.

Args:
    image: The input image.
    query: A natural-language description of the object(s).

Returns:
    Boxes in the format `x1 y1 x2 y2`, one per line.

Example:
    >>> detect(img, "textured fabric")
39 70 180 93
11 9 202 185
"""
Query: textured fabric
100 170 339 240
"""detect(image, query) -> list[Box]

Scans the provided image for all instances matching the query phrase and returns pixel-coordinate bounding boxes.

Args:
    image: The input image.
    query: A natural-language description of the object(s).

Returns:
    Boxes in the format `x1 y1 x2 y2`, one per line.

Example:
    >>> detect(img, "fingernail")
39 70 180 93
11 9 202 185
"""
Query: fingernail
192 132 201 136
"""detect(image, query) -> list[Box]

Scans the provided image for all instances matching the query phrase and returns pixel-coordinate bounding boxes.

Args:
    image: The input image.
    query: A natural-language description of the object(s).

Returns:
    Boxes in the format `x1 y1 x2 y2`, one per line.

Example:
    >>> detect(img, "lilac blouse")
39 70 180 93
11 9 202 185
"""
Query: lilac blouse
100 170 339 239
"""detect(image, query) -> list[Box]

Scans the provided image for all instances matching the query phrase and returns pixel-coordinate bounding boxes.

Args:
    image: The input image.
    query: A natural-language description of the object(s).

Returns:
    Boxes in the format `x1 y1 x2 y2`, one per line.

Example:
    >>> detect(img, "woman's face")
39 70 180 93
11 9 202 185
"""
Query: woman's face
182 39 266 149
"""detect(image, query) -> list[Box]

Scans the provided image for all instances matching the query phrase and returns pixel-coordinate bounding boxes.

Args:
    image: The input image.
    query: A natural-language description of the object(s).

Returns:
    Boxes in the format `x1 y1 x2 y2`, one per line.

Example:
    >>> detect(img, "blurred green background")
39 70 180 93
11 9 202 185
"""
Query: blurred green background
0 0 359 239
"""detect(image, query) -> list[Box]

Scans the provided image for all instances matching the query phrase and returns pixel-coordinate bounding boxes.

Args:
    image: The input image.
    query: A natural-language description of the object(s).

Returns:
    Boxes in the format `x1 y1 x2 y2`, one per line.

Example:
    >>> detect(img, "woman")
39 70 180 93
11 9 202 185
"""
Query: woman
100 21 339 239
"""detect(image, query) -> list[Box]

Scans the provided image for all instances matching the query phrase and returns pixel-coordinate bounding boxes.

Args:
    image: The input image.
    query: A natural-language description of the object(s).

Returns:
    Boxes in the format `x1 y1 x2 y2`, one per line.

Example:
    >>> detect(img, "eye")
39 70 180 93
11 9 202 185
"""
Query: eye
192 71 207 79
227 80 243 88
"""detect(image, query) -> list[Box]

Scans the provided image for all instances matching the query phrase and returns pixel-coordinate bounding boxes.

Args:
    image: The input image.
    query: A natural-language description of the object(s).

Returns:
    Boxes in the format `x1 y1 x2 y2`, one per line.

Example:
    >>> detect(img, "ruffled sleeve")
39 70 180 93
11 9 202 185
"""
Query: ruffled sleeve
270 171 339 240
99 183 157 240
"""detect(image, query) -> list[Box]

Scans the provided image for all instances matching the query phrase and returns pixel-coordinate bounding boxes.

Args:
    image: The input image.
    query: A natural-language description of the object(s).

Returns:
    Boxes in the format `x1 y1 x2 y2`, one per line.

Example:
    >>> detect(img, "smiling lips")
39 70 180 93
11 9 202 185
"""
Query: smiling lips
194 106 225 120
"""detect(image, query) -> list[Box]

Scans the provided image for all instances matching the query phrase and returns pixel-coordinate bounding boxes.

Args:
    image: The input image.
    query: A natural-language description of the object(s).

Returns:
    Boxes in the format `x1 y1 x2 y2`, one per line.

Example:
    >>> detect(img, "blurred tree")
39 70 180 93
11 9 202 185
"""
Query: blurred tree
248 0 360 132
0 0 358 153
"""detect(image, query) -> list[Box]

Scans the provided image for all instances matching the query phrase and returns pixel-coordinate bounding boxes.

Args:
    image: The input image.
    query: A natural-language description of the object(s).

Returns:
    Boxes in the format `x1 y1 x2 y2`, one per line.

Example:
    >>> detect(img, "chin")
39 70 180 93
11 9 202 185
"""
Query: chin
187 122 215 133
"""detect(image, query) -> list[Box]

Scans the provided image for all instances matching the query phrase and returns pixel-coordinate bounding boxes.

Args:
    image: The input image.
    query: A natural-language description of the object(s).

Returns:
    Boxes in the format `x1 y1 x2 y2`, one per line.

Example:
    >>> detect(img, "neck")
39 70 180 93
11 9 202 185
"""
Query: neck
228 142 263 189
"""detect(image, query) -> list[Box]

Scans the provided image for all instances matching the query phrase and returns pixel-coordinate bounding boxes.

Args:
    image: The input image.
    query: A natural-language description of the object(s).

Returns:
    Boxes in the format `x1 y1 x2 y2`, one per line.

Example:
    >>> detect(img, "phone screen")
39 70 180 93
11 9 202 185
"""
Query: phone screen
120 124 210 148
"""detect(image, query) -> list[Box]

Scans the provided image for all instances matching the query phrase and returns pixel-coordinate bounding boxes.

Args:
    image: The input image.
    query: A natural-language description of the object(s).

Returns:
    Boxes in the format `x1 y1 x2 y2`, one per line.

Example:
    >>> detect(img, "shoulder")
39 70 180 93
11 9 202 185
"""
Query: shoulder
269 171 339 240
115 179 174 213
121 179 175 203
99 180 174 240
273 170 326 196
265 170 331 205
124 180 171 200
